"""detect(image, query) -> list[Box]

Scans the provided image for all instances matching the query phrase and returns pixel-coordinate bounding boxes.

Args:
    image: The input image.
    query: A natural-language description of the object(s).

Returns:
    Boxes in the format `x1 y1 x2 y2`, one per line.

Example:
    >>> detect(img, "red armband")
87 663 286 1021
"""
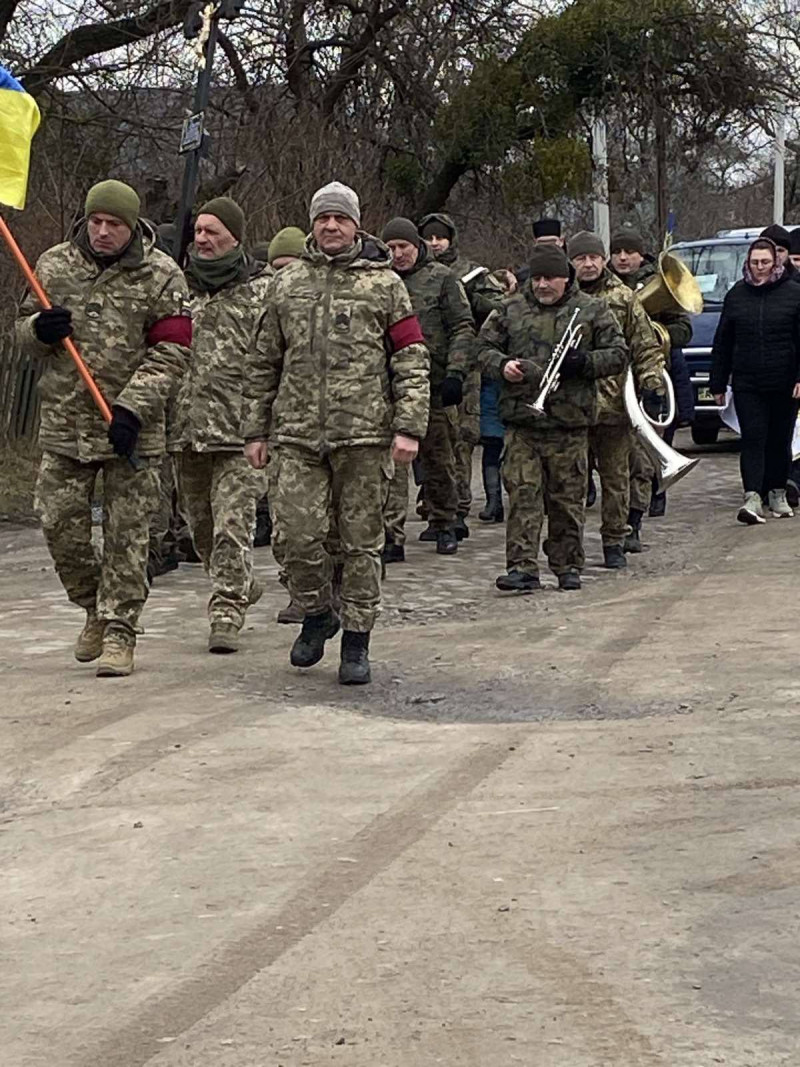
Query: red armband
387 314 425 353
147 315 193 348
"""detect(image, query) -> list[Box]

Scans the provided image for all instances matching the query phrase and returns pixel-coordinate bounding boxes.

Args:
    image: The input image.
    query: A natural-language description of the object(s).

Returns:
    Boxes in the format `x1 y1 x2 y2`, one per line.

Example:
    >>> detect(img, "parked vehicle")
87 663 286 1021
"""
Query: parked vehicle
671 228 782 445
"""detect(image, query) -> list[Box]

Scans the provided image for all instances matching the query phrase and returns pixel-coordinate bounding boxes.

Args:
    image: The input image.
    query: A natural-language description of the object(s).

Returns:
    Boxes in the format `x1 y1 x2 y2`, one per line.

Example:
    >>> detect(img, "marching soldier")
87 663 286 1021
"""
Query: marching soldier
169 197 272 653
243 182 429 685
18 180 191 676
381 217 475 558
610 228 693 540
418 213 503 540
569 231 665 569
479 244 626 591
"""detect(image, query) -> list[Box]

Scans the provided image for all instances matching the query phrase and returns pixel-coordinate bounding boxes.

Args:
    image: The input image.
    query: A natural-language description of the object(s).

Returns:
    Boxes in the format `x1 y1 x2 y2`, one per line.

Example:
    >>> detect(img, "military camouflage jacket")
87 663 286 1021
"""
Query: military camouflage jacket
478 274 627 431
580 269 665 425
17 220 190 461
615 257 693 349
169 258 272 452
396 245 474 406
418 213 504 328
242 234 430 450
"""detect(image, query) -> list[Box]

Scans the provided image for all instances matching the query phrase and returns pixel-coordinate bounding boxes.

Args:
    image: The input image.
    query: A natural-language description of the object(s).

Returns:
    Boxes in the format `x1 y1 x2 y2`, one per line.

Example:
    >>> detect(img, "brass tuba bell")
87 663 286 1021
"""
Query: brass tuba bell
637 251 704 355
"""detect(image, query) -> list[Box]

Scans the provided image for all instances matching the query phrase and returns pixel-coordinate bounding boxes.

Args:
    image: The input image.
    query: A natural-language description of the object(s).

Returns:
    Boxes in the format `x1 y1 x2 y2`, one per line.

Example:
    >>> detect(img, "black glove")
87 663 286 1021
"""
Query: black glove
641 388 668 421
108 406 141 458
34 306 73 345
440 375 464 408
559 347 587 379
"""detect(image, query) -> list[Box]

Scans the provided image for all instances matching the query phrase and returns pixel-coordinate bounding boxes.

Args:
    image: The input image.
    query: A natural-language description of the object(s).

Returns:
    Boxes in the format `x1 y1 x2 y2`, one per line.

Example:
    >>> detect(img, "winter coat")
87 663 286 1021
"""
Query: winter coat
710 269 800 395
478 273 627 432
16 219 191 461
169 258 272 452
615 256 693 349
242 234 430 450
417 212 504 328
395 243 474 406
579 269 664 425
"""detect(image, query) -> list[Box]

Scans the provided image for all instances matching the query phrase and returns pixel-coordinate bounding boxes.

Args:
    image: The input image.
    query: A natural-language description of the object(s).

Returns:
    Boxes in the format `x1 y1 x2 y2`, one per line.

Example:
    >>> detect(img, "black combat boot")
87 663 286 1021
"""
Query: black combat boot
454 513 470 540
381 541 405 564
479 464 504 522
339 630 371 685
558 571 581 590
436 528 458 555
418 522 437 542
253 507 272 547
648 477 666 517
624 508 644 553
603 544 627 569
290 609 340 668
495 569 541 593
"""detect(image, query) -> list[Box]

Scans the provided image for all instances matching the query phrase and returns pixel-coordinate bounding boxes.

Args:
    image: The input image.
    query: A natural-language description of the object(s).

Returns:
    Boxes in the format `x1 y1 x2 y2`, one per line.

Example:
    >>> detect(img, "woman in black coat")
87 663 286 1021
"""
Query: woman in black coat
711 237 800 524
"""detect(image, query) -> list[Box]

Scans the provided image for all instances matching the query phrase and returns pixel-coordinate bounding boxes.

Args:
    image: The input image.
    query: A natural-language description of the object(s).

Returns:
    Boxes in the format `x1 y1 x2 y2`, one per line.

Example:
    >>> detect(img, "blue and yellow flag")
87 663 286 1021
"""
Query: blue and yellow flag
0 66 40 210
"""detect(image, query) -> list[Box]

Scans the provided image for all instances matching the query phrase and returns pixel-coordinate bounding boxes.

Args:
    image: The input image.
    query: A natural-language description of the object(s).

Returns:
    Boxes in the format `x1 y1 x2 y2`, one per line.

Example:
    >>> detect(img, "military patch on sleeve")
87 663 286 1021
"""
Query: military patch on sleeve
174 291 193 318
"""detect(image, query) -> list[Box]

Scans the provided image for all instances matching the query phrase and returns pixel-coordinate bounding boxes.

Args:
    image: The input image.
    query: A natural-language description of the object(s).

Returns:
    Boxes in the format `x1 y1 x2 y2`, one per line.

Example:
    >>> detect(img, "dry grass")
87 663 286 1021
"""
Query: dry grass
0 437 40 522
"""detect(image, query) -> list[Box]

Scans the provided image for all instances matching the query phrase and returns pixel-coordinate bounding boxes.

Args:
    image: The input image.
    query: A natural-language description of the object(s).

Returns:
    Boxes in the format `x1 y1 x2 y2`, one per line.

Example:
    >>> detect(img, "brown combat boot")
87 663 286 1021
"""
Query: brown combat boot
208 620 239 654
276 599 304 624
96 623 135 677
74 611 105 663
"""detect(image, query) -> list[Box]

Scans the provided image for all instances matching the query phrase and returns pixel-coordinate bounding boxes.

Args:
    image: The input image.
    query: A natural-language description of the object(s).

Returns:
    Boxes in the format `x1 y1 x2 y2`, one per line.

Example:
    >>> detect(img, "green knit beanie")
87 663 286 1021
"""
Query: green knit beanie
197 196 245 242
85 180 140 232
267 226 306 264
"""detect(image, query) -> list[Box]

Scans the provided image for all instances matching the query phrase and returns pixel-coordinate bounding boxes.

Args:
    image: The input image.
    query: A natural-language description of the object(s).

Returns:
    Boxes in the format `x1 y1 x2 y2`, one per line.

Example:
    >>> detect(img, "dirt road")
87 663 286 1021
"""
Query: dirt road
3 434 798 1067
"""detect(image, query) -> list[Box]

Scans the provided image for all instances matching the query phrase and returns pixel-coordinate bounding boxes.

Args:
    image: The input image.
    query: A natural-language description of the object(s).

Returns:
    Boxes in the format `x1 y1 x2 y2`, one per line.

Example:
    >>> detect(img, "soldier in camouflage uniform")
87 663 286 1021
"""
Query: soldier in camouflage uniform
380 217 474 559
243 182 429 685
569 231 665 569
611 228 693 544
418 213 503 540
169 197 272 653
479 244 626 592
18 180 191 676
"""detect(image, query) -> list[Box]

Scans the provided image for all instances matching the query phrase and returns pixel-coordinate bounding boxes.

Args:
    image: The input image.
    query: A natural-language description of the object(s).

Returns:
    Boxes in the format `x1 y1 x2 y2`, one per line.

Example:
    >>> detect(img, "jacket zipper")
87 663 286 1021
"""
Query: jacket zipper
317 267 333 454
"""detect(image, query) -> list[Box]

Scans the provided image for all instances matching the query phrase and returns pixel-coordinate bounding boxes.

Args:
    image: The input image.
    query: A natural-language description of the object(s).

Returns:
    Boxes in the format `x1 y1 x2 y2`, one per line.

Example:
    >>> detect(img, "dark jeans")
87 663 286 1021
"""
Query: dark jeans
733 388 798 494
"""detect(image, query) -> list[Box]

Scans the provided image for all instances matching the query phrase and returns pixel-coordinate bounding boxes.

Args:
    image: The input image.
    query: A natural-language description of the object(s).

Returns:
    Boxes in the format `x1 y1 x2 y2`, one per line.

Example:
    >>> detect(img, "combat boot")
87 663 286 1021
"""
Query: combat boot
277 599 304 624
382 541 405 564
208 620 239 654
603 545 627 570
436 529 458 555
253 509 272 547
495 569 541 593
75 610 105 663
96 623 135 677
339 630 371 685
479 465 504 522
558 572 581 591
624 508 644 553
454 513 470 540
418 522 437 542
290 609 340 668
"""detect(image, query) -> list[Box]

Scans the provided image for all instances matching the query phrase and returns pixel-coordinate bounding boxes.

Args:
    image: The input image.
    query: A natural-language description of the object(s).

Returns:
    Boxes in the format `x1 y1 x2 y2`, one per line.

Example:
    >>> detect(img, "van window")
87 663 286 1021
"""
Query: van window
671 243 748 305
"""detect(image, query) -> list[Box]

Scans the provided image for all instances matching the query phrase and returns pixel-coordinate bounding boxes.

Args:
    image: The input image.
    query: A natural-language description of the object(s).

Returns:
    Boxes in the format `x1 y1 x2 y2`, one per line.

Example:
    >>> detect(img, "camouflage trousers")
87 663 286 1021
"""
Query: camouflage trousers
629 435 655 512
502 426 588 577
385 406 458 544
35 449 159 630
455 372 481 516
147 454 189 567
268 447 339 585
174 449 265 628
589 423 632 547
273 444 392 632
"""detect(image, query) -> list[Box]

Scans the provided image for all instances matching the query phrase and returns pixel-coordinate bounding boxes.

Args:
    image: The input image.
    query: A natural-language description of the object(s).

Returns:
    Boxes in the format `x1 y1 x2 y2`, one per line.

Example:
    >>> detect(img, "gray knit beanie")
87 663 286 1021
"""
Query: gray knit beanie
381 217 421 246
528 244 570 279
309 181 361 225
568 230 606 259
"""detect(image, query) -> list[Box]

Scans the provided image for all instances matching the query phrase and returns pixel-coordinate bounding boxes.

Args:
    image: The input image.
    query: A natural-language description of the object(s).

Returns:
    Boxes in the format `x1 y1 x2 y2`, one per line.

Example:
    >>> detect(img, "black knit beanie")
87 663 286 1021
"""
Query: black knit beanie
381 217 421 246
610 228 645 255
419 218 451 240
761 224 791 253
567 230 606 259
529 244 569 278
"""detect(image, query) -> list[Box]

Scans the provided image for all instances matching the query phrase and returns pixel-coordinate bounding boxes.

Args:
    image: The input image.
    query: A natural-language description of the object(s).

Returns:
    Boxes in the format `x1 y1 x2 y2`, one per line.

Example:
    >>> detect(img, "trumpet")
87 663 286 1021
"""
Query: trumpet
527 308 583 417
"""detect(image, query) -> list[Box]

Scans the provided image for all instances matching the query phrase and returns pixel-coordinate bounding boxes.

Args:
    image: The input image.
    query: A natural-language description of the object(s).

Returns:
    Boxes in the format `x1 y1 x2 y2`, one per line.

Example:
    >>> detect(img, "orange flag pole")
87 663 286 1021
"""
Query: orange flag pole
0 214 112 423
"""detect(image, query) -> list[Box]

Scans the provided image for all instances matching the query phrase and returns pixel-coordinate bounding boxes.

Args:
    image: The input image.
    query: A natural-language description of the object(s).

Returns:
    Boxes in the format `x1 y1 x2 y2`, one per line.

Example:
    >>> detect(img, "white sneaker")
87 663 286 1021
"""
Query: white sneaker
768 489 794 518
737 491 766 525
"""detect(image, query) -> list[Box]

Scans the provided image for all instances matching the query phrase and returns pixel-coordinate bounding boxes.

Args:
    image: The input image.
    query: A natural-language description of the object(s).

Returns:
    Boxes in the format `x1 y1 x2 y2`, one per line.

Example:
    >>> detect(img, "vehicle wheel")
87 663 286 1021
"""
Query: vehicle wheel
691 425 719 446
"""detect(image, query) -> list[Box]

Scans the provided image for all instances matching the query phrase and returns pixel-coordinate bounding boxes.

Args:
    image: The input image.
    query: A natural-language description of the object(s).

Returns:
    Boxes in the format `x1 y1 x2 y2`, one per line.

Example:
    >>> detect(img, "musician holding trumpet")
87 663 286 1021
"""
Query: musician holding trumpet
478 244 626 593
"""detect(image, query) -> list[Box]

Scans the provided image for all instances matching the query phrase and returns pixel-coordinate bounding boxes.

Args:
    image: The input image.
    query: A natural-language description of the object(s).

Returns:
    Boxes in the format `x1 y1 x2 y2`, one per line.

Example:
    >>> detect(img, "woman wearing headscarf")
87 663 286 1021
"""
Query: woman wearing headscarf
711 237 800 524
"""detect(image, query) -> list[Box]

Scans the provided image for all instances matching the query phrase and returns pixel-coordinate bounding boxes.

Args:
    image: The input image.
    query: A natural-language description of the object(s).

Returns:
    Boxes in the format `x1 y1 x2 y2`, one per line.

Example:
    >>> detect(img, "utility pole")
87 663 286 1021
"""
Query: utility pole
773 100 787 226
172 1 243 265
591 115 610 252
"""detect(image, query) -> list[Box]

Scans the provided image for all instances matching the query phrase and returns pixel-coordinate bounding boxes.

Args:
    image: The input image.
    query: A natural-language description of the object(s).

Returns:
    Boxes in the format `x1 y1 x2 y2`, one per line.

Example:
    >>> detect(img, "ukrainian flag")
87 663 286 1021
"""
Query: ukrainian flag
0 66 40 210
